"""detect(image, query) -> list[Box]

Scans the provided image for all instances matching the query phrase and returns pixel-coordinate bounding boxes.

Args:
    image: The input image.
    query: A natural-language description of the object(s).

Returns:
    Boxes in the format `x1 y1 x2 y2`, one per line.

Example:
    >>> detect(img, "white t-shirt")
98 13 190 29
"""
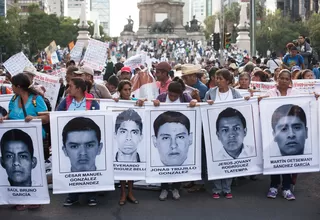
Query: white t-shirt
215 89 233 102
165 94 181 103
267 58 281 73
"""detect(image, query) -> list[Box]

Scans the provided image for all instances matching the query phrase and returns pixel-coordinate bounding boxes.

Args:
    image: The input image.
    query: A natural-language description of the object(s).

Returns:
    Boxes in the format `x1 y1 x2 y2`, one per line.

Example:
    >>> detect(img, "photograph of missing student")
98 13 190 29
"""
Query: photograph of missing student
150 111 195 167
0 121 50 205
270 104 311 157
0 129 39 187
212 107 256 161
59 116 106 173
114 109 144 163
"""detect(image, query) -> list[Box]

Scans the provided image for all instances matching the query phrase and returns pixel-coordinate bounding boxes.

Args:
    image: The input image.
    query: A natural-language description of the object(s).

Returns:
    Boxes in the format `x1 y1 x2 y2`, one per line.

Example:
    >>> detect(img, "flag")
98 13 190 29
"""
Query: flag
131 69 159 100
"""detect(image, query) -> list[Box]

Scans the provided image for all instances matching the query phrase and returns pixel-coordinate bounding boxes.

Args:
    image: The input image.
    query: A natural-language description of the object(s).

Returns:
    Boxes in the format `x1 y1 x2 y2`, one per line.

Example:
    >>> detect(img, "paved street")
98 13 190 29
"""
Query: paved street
1 173 320 220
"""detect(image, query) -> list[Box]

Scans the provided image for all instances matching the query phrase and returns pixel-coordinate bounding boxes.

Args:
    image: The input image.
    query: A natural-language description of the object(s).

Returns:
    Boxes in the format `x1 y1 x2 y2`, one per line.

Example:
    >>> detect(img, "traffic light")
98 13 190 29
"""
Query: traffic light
213 33 220 51
225 33 232 49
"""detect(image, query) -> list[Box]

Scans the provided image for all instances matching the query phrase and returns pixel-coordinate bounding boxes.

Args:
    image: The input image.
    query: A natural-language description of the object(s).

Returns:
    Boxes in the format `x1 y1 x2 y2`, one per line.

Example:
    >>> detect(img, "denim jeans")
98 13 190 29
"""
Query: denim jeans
270 174 292 190
161 182 181 190
67 192 96 201
212 178 233 194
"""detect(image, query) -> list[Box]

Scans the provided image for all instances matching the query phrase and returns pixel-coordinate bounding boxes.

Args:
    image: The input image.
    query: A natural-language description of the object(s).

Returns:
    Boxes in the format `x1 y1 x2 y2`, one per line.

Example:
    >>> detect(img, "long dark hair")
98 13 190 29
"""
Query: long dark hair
168 77 186 95
11 73 39 96
70 78 87 95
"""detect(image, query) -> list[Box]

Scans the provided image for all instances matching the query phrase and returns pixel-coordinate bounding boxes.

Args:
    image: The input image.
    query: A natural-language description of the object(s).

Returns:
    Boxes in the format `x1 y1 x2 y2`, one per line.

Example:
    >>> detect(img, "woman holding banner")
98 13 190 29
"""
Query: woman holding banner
56 77 100 207
263 69 299 200
151 77 197 201
204 69 243 199
0 73 49 211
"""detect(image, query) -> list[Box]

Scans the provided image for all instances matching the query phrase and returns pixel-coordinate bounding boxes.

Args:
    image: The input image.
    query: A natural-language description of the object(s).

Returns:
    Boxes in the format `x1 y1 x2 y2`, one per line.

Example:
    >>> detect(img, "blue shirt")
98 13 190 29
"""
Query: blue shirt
313 67 320 79
9 94 48 137
283 54 304 68
192 79 208 100
67 98 87 111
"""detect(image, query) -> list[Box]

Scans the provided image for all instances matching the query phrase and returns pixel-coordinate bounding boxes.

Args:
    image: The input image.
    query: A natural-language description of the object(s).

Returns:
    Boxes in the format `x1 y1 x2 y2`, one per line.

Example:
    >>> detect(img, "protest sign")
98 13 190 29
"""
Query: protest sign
0 120 50 205
50 111 115 194
0 94 13 113
82 39 109 71
144 104 202 184
131 70 159 100
3 52 36 76
124 53 147 70
34 73 60 109
50 51 60 65
70 41 85 63
201 99 263 180
260 95 319 175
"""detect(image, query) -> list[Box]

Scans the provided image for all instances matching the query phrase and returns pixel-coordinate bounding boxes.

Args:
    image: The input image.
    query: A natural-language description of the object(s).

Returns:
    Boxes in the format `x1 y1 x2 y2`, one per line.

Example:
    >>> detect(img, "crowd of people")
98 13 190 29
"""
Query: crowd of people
0 33 319 210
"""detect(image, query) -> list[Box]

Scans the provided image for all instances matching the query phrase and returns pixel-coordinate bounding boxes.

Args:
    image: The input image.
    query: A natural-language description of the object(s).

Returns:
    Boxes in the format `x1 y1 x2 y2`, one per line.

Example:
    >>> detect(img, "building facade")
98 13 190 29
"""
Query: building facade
0 0 6 16
7 0 50 14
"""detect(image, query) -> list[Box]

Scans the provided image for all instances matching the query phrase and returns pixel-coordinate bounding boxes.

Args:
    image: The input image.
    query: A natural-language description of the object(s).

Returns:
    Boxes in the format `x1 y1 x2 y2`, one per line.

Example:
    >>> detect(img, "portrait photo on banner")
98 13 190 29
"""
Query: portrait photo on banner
56 115 107 173
113 108 146 163
149 110 196 167
207 105 256 162
260 95 319 175
0 125 44 187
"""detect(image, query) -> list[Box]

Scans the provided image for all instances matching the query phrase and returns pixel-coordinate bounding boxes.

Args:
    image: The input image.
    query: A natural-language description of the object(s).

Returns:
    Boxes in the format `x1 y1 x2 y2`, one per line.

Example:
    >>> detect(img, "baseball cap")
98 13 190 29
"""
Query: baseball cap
74 66 94 76
120 66 131 73
291 66 301 72
155 62 171 72
229 63 238 70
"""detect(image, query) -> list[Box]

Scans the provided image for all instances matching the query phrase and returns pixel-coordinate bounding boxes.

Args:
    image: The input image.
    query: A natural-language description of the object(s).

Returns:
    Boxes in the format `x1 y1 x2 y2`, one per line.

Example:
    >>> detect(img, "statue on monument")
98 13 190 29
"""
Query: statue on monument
147 18 174 33
189 15 201 32
184 22 190 32
123 15 134 32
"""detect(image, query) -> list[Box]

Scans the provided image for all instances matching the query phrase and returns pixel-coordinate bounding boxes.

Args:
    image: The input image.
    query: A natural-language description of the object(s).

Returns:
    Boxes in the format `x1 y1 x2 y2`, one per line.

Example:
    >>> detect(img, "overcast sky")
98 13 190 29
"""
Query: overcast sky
109 0 276 37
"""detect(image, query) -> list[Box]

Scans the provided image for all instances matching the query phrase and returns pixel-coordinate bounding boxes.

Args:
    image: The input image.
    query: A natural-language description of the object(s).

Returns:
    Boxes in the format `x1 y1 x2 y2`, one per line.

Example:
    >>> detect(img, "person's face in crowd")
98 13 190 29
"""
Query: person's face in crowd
182 74 197 86
298 36 305 45
115 121 142 155
168 91 180 102
274 68 281 79
1 141 37 186
201 74 208 85
106 83 117 94
120 84 131 100
216 75 229 90
303 71 314 79
155 69 167 82
63 130 103 172
290 49 298 57
251 75 261 82
153 122 192 166
244 58 249 64
68 81 81 97
292 70 300 79
273 116 307 156
85 73 93 83
239 76 250 89
120 71 131 81
277 72 291 88
216 116 247 155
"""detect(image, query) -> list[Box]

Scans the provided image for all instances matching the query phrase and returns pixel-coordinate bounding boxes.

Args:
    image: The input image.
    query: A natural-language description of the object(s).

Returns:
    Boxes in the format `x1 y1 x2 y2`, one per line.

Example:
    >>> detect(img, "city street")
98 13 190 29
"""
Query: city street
1 173 320 220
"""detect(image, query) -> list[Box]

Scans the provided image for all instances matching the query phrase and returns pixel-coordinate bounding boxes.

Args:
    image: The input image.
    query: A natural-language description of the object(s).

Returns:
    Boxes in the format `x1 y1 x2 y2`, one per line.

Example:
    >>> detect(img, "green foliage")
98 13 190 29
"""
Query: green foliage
0 6 111 59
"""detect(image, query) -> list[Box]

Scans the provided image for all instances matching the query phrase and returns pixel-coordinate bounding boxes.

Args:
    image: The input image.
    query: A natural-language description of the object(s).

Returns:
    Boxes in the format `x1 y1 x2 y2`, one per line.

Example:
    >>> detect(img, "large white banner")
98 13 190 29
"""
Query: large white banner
34 73 60 109
0 120 49 204
50 111 115 194
201 99 263 180
145 104 202 183
260 95 319 175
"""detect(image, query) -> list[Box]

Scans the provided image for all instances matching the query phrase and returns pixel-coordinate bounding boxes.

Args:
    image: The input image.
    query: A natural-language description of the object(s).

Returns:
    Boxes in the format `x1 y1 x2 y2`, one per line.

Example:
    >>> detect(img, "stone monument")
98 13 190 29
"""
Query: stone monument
185 15 206 42
136 0 187 39
120 15 136 41
236 2 250 54
77 2 90 47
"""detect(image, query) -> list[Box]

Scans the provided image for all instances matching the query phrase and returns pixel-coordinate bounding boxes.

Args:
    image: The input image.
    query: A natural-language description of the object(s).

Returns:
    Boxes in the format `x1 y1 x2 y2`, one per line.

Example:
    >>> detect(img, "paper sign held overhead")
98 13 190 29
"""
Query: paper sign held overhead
82 39 108 71
3 52 36 76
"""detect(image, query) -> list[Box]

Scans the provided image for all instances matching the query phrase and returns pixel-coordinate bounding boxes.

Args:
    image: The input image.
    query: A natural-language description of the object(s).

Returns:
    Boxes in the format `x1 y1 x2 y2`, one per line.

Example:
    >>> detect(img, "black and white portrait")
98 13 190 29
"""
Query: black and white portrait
0 127 43 187
150 110 196 167
208 106 256 162
270 104 311 157
114 109 144 163
58 116 106 173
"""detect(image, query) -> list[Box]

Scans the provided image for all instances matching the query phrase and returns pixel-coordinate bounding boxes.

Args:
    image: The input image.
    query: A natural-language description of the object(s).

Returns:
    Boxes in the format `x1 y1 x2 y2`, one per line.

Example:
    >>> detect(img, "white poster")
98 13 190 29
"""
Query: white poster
3 52 36 76
82 39 109 71
124 53 146 69
70 41 85 62
50 111 115 194
260 95 319 175
201 99 263 180
0 120 49 204
34 73 60 109
0 94 13 113
113 108 146 180
145 104 202 184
